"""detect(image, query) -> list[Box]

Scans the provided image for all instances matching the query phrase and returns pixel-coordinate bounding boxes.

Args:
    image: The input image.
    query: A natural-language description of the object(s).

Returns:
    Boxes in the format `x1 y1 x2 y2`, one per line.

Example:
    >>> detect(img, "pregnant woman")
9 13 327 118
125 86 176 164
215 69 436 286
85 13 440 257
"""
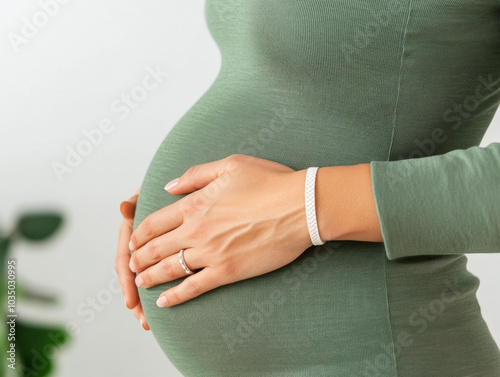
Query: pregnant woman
116 1 500 376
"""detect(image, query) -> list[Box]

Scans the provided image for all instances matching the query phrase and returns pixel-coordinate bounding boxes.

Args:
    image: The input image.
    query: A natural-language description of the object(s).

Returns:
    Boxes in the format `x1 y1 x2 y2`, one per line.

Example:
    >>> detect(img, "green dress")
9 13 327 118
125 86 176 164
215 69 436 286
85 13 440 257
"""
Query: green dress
133 1 500 375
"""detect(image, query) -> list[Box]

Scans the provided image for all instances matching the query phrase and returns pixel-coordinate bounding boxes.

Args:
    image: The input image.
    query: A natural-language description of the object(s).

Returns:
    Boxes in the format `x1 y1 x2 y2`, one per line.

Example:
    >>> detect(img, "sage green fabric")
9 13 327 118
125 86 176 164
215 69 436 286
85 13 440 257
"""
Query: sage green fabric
133 1 500 375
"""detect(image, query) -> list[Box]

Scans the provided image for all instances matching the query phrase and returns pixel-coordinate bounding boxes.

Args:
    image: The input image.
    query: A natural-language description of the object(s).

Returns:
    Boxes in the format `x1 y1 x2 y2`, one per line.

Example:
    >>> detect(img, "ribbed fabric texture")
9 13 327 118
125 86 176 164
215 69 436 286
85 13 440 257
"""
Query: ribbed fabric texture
372 143 500 260
133 1 500 375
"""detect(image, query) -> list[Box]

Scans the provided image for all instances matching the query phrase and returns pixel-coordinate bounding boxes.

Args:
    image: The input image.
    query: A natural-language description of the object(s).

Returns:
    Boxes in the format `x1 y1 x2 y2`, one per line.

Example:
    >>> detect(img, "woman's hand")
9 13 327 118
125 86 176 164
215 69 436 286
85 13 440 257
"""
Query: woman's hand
129 154 313 308
115 187 150 330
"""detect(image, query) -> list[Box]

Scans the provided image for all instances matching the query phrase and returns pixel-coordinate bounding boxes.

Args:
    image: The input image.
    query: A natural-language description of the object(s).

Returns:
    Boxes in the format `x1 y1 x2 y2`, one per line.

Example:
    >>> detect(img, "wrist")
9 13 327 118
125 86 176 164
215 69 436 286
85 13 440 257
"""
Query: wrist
315 163 382 242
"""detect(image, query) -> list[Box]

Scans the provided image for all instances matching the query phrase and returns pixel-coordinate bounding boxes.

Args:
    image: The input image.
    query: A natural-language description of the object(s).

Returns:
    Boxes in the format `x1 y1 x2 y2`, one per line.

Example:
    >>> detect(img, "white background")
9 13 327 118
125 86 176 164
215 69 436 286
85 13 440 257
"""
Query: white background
0 1 498 376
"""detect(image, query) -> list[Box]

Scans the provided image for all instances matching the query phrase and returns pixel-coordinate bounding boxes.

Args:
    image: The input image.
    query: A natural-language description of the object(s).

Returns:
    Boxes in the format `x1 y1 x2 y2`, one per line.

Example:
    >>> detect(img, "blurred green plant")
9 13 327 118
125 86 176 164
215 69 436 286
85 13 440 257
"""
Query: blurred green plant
0 212 69 377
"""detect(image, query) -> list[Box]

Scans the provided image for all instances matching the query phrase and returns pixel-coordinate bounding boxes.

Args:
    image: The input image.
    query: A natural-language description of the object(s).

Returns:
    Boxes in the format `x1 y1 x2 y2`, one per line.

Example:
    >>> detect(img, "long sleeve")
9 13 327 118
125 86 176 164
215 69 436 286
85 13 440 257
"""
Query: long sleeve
370 141 500 260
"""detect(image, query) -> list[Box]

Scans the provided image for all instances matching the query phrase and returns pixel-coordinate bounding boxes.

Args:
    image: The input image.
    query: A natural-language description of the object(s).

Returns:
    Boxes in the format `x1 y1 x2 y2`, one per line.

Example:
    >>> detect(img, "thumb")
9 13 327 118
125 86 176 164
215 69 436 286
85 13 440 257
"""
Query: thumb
120 200 136 220
165 156 232 194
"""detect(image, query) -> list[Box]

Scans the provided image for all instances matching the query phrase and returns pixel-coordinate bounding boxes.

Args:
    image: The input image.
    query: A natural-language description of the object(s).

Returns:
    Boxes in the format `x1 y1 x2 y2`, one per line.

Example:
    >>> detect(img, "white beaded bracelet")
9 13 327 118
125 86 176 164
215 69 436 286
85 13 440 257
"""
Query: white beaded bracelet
305 167 325 246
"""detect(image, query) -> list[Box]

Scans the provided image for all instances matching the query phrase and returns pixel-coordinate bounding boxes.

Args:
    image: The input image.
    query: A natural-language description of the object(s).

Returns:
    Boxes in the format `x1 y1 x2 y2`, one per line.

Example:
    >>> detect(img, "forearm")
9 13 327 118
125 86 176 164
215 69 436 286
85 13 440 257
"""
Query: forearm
312 163 383 243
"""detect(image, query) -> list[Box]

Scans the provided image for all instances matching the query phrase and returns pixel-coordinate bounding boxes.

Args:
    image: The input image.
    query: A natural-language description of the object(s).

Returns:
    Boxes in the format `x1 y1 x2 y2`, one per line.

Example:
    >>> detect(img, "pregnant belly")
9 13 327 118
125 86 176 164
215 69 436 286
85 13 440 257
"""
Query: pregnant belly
132 82 396 376
131 81 499 376
132 235 392 376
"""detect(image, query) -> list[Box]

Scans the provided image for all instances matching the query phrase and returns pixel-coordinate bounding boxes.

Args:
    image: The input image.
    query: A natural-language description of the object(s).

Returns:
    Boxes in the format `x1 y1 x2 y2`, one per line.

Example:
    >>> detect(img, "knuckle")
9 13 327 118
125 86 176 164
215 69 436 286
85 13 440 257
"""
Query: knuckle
147 241 161 261
226 153 242 161
225 154 246 172
225 153 239 166
186 278 203 296
185 164 200 179
220 262 238 277
130 253 141 272
141 217 155 238
192 223 209 241
161 258 175 278
183 222 199 239
170 289 182 304
181 199 198 216
129 234 138 250
188 195 206 211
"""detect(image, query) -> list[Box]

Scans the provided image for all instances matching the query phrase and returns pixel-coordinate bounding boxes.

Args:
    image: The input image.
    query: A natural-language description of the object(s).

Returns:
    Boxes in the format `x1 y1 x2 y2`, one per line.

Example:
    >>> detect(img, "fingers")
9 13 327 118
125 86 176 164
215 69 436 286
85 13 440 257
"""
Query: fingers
120 196 139 221
135 247 203 289
117 186 149 330
120 186 141 219
132 301 150 331
156 267 223 308
120 200 136 220
116 220 140 310
129 229 186 273
130 199 184 251
129 155 245 255
165 154 241 195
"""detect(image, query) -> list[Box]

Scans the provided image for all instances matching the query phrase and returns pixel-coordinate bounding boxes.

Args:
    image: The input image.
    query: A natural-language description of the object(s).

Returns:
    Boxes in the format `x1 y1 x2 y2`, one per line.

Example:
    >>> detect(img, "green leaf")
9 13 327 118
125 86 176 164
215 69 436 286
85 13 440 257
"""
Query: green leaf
16 214 63 242
16 321 70 377
0 236 11 275
17 282 59 306
0 236 10 255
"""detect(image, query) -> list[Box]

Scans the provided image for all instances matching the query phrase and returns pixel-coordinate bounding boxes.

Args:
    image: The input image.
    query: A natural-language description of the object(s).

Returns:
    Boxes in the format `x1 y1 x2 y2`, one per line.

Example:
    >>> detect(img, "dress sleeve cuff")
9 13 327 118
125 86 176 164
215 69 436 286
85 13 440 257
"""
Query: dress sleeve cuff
370 143 500 260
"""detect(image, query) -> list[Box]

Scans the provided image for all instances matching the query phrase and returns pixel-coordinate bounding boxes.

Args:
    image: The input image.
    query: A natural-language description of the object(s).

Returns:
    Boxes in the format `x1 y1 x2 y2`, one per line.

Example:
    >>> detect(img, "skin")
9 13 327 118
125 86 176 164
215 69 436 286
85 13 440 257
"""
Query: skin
116 186 150 330
115 154 383 330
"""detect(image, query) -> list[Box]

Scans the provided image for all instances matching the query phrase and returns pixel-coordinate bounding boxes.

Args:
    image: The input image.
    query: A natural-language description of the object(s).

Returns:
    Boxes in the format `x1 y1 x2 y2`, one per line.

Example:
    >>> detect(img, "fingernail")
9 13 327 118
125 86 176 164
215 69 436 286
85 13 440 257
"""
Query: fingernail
129 240 135 251
135 275 144 287
164 178 179 191
129 258 136 273
156 296 168 308
140 319 144 328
